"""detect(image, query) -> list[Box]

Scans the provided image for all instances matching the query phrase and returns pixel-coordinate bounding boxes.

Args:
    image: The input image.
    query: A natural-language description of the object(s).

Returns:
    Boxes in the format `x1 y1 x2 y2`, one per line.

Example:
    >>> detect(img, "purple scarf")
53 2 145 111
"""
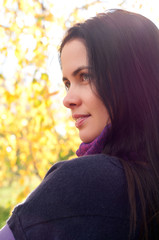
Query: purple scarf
76 124 143 164
76 124 110 157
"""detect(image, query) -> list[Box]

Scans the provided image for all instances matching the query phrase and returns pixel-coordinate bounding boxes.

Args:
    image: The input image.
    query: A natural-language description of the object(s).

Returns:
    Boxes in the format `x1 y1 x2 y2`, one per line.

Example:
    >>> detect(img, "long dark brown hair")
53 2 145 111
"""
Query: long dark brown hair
60 9 159 239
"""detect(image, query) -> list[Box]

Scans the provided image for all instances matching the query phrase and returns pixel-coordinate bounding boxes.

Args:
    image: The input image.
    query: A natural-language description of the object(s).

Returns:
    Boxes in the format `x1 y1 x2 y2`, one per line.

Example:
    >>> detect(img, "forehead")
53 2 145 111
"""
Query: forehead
61 39 88 75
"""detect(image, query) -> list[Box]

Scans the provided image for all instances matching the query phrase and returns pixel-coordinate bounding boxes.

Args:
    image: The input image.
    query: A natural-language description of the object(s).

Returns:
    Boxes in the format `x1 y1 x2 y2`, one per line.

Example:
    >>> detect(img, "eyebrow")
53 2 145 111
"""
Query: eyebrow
62 66 91 81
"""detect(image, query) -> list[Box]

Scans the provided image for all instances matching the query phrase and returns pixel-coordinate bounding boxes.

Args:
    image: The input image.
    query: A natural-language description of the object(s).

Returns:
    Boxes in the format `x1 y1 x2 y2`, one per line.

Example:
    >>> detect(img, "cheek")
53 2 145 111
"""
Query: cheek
86 87 109 122
95 101 109 124
91 96 107 114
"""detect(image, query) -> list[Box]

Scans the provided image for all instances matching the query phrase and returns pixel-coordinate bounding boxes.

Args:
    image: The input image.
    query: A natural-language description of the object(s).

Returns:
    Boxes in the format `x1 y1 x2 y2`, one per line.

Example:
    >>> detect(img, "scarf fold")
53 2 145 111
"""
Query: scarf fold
76 124 110 157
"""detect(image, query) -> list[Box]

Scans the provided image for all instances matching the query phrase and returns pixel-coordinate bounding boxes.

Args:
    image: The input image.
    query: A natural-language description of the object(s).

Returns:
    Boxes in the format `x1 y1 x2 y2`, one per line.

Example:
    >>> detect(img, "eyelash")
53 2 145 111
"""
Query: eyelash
64 73 91 91
64 81 70 91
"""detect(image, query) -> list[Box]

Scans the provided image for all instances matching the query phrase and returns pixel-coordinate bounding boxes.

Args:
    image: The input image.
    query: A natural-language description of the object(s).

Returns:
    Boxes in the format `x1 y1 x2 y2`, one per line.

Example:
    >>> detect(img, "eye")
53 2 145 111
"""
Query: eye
80 73 91 82
64 80 70 91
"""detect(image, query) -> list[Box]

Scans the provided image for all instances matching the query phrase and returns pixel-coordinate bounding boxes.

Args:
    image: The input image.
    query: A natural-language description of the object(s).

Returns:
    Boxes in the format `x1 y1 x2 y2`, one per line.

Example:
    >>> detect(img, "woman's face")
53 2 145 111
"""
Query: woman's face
61 39 109 143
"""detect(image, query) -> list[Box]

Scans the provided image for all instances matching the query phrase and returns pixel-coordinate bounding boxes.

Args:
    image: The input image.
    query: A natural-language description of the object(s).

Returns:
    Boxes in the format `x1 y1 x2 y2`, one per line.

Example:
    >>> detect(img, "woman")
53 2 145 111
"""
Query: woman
1 9 159 240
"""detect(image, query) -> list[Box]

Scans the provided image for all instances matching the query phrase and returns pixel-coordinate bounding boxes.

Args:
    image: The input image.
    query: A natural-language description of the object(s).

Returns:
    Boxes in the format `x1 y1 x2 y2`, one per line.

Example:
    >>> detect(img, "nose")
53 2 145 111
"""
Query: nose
63 86 81 109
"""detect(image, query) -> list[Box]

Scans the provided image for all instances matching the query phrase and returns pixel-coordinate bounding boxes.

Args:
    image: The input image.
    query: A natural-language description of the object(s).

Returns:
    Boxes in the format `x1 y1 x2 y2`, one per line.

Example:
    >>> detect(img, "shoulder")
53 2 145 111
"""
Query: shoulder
46 154 127 203
42 154 126 195
26 154 128 216
46 154 124 180
8 154 129 231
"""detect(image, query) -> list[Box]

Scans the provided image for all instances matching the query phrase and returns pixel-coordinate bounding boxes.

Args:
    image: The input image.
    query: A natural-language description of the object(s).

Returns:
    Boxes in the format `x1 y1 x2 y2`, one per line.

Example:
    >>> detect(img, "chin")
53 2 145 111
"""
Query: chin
79 133 97 143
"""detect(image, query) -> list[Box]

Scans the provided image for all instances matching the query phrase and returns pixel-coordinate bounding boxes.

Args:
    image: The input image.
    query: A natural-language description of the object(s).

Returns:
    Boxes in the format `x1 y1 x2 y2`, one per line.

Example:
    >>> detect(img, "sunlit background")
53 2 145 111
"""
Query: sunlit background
0 0 158 227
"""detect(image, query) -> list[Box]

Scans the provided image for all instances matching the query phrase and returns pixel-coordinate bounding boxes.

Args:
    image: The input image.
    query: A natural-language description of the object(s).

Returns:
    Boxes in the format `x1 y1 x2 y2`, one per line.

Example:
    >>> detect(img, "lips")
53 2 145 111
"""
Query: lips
72 114 91 128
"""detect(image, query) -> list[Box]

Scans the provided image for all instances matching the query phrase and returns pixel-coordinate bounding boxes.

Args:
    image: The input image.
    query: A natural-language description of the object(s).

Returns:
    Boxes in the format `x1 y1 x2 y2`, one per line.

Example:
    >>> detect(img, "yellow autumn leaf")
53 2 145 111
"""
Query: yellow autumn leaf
45 13 54 22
